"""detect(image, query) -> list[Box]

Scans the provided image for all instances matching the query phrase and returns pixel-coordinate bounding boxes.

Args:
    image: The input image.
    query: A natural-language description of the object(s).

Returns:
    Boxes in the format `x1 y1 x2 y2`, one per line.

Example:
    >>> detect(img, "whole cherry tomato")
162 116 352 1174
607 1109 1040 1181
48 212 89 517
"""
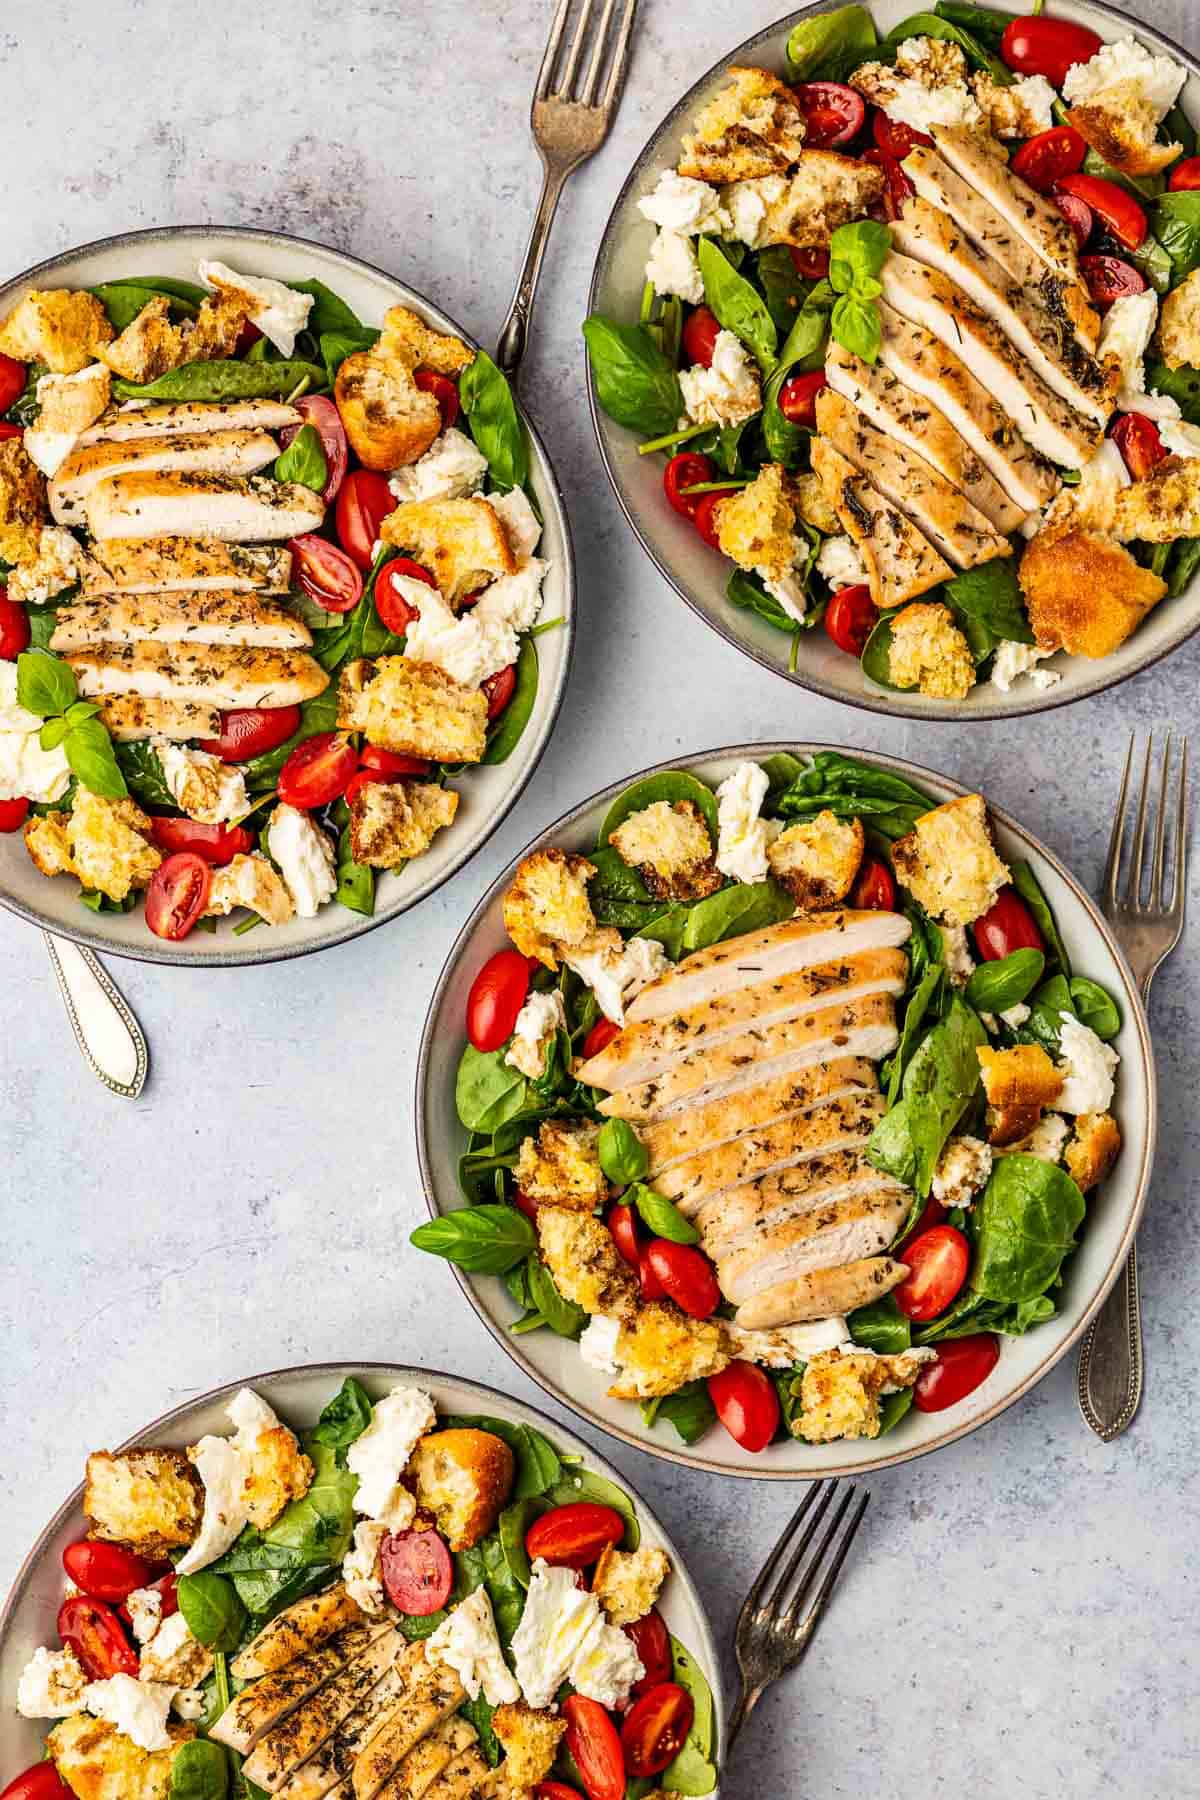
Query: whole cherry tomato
0 797 29 833
663 451 716 520
149 818 254 865
791 81 865 148
1000 15 1101 86
280 395 348 501
1169 156 1200 191
0 354 26 415
1055 172 1146 250
608 1203 641 1268
972 888 1043 961
563 1696 625 1800
360 745 430 777
583 1017 620 1060
789 245 831 280
1079 254 1146 309
692 489 737 550
375 557 436 636
1051 188 1094 248
380 1530 453 1614
913 1333 1000 1412
850 855 896 911
824 582 877 657
0 1766 71 1800
639 1247 666 1302
624 1607 672 1699
198 704 301 763
621 1682 696 1778
1011 125 1087 194
645 1240 720 1319
62 1540 162 1604
0 594 31 660
277 732 358 809
413 368 460 430
144 852 211 941
483 664 517 721
893 1225 970 1321
1111 412 1167 480
898 1194 948 1256
778 369 828 427
525 1502 625 1569
57 1595 138 1679
336 468 396 570
707 1360 780 1452
681 305 722 369
289 533 362 613
873 112 932 159
467 948 531 1052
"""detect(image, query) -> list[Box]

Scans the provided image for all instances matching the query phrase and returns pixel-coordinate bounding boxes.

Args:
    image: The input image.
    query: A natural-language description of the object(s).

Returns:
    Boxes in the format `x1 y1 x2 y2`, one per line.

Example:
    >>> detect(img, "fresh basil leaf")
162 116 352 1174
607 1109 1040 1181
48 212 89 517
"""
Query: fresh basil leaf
527 1257 589 1337
459 349 528 492
597 1118 648 1186
64 716 128 799
112 359 326 402
177 1572 247 1652
830 219 892 289
965 948 1045 1013
972 1154 1085 1303
1150 191 1200 283
410 1205 536 1275
482 633 538 765
39 716 71 751
274 422 327 492
831 291 881 363
16 648 76 718
1010 861 1071 979
653 1381 717 1446
867 995 987 1195
848 1295 912 1355
631 1182 701 1245
1068 975 1121 1042
787 3 877 80
168 1738 229 1800
312 1376 374 1449
697 236 777 374
583 315 684 436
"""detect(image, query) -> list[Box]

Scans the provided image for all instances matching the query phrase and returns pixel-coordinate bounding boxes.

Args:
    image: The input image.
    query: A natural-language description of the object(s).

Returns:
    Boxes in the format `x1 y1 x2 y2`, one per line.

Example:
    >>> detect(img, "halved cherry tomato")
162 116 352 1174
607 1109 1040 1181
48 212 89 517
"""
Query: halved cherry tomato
681 305 722 369
1000 15 1101 87
0 353 26 415
972 887 1043 961
913 1333 1000 1412
789 245 831 279
414 367 460 430
1051 188 1093 248
1111 411 1167 479
873 112 932 159
235 319 263 355
336 468 396 570
664 451 716 519
792 81 865 147
526 1502 625 1570
1055 172 1146 250
1011 125 1087 194
898 1194 947 1256
289 533 362 613
621 1682 696 1778
58 1595 138 1679
149 818 254 865
199 704 301 763
645 1240 720 1319
1079 254 1146 309
279 394 348 502
375 557 436 635
361 745 430 777
608 1203 641 1268
1169 156 1200 192
62 1540 162 1604
861 145 913 221
850 854 896 912
824 582 877 656
563 1695 626 1800
534 1787 582 1800
0 421 23 440
483 664 517 721
893 1224 970 1321
707 1360 779 1452
583 1017 620 1060
639 1247 666 1301
692 489 738 550
0 1765 71 1800
778 369 828 427
0 796 29 833
0 594 31 659
513 1188 539 1222
380 1529 453 1614
277 732 358 809
624 1607 672 1699
144 852 211 941
467 948 531 1052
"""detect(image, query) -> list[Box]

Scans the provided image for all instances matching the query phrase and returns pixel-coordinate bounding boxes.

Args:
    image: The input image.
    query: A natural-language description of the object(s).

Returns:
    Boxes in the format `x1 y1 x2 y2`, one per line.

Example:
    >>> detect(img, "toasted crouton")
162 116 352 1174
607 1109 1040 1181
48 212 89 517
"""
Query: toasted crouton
25 788 161 903
536 1207 639 1320
977 1043 1064 1145
6 526 82 604
381 306 476 380
204 852 294 925
514 1120 608 1211
609 1301 731 1399
1066 94 1181 179
852 35 972 108
722 154 885 250
410 1428 515 1551
970 70 1052 137
335 305 475 471
84 1448 203 1557
492 1702 566 1788
1112 457 1200 545
502 847 597 968
794 469 840 535
768 811 864 910
1064 1110 1122 1191
608 799 720 901
891 794 1010 927
336 656 488 764
381 495 515 604
796 1346 932 1443
347 777 459 868
34 363 111 436
592 1545 670 1625
23 811 74 879
0 436 49 564
1020 527 1167 658
0 289 113 373
100 296 187 384
48 1714 195 1800
887 602 976 701
679 66 807 182
715 463 798 583
1158 268 1200 371
241 1424 314 1530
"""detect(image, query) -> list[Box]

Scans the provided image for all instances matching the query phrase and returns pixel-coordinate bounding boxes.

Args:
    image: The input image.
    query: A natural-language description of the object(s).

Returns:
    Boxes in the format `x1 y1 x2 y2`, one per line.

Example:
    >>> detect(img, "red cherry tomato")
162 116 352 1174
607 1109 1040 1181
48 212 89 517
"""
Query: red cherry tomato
645 1240 720 1319
289 533 362 613
873 112 932 159
913 1333 1000 1412
972 887 1043 961
639 1246 666 1301
1079 254 1146 309
1051 188 1094 248
824 582 877 656
608 1203 641 1268
1169 155 1200 191
343 769 382 807
583 1017 620 1060
893 1224 970 1321
236 319 263 354
621 1682 696 1778
898 1194 947 1256
277 732 358 809
144 852 211 941
375 557 436 636
1055 172 1146 250
850 855 896 912
525 1502 625 1570
467 948 532 1052
778 369 828 427
789 245 831 280
1011 125 1087 194
1000 15 1101 87
483 664 517 721
0 594 31 660
149 818 254 865
0 353 26 415
198 704 301 763
360 745 430 777
692 489 738 550
681 305 722 369
861 144 914 222
707 1360 780 1453
534 1787 582 1800
1111 411 1167 480
62 1540 162 1604
57 1595 138 1680
279 395 348 502
413 367 460 430
121 1570 178 1627
0 796 29 832
563 1696 626 1800
380 1529 453 1614
513 1188 539 1223
624 1608 672 1699
0 421 23 440
336 468 396 570
663 451 716 520
791 81 865 148
0 1766 71 1800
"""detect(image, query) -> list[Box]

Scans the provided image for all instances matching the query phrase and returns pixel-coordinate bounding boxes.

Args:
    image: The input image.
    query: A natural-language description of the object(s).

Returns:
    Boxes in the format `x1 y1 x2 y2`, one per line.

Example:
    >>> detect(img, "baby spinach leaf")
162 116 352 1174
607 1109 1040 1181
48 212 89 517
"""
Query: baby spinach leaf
1009 861 1071 979
1016 972 1076 1056
319 327 379 387
631 1181 701 1245
755 245 810 332
587 845 657 929
168 1739 229 1800
1126 231 1173 295
459 1693 501 1765
972 1154 1086 1303
1166 536 1200 596
177 1572 247 1652
787 3 877 80
1068 976 1121 1042
697 236 777 374
886 965 942 1105
287 278 364 335
112 359 326 402
661 1637 718 1795
848 1295 912 1354
726 567 794 633
1150 191 1200 283
482 634 538 765
598 769 719 848
762 300 830 464
312 1376 374 1449
598 1118 649 1185
527 1257 588 1338
459 350 528 492
653 1381 716 1446
944 557 1033 654
878 1389 914 1434
273 423 327 492
932 1 1016 40
678 879 794 953
887 8 1010 78
213 1444 356 1621
545 1470 640 1549
583 315 683 437
410 1204 535 1275
965 948 1045 1013
455 1044 531 1134
498 1497 537 1589
329 795 374 918
91 281 201 331
867 995 987 1195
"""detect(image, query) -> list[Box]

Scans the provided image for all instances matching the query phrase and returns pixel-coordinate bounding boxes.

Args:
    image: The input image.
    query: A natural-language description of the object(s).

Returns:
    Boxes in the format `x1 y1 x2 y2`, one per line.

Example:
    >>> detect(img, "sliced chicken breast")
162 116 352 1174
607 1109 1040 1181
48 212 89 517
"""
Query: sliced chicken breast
811 436 953 608
352 1653 465 1800
274 1663 414 1800
930 126 1082 284
700 1154 905 1260
718 1190 911 1304
878 304 1059 512
50 590 313 651
232 1587 365 1683
580 946 908 1091
79 399 302 446
84 471 325 542
655 1091 887 1217
365 1720 477 1800
97 695 220 742
735 1254 910 1330
640 1057 881 1176
81 535 293 596
66 641 329 708
245 1634 409 1793
814 388 1010 570
416 1743 494 1800
212 1624 392 1755
49 430 282 525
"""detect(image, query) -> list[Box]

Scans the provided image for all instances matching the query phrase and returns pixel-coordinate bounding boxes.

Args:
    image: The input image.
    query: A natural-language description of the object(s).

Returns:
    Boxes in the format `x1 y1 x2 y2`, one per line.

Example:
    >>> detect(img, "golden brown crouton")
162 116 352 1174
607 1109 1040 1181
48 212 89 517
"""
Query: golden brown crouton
335 305 474 471
6 525 82 604
592 1544 670 1625
84 1447 203 1558
514 1120 608 1211
337 656 488 764
888 602 976 701
723 155 886 251
23 811 74 879
794 468 840 535
609 1301 731 1400
26 788 161 904
34 362 111 434
715 463 798 583
1064 1110 1122 1192
536 1207 639 1321
502 846 597 968
492 1702 567 1788
347 777 459 868
970 69 1051 137
768 811 864 910
381 495 515 605
0 289 113 374
1113 457 1200 545
0 436 49 565
891 794 1010 927
411 1428 515 1552
1066 94 1181 179
796 1347 931 1443
679 66 807 181
1158 268 1200 371
1019 527 1167 659
185 294 253 362
100 296 187 384
608 798 720 902
204 852 294 925
48 1715 196 1800
241 1426 314 1531
977 1042 1064 1146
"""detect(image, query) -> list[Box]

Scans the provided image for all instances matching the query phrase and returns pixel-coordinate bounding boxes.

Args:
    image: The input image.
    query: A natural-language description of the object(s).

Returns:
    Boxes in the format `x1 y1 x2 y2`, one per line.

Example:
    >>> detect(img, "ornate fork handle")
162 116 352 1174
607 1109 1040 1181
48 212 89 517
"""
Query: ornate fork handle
43 932 148 1098
496 163 570 384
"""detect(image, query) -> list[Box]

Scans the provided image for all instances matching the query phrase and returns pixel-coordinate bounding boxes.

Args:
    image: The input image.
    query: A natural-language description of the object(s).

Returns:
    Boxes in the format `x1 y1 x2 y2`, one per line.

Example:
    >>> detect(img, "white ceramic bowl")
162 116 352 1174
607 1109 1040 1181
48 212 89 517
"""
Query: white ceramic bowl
0 227 574 963
587 0 1200 719
417 745 1156 1478
0 1363 723 1790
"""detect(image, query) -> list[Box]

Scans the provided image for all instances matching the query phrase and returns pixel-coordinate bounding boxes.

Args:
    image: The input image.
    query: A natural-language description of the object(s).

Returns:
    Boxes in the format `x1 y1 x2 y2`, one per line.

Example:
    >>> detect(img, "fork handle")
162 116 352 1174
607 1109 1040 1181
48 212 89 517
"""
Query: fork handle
724 1682 764 1755
43 931 148 1098
1078 1242 1143 1440
495 160 569 384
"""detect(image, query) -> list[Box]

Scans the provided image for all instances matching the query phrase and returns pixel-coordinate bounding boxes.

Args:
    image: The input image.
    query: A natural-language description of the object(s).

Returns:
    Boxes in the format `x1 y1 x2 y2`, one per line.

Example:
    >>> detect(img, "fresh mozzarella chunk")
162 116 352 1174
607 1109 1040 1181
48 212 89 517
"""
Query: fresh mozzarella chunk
176 1435 248 1574
126 1587 165 1646
489 487 542 565
197 260 314 357
346 1383 436 1529
990 640 1062 693
941 923 976 987
1062 35 1186 118
388 426 489 504
715 759 780 885
996 1110 1070 1163
17 1646 87 1719
0 728 71 803
637 171 731 236
579 1314 624 1376
511 1559 644 1712
645 229 705 305
723 177 785 249
82 1674 175 1751
427 1586 520 1706
1056 1014 1119 1114
505 988 566 1080
158 741 248 825
816 533 867 591
564 933 670 1026
759 563 809 623
1099 289 1160 408
403 583 520 687
474 558 548 634
173 1687 208 1721
1157 417 1200 459
679 330 762 428
931 1134 993 1207
265 803 337 919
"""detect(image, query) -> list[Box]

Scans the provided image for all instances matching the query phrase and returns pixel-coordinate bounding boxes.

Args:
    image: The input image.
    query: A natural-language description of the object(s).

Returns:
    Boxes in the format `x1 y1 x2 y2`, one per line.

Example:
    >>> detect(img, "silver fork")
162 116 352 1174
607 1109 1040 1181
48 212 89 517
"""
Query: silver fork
1077 731 1189 1442
727 1479 870 1759
495 0 638 384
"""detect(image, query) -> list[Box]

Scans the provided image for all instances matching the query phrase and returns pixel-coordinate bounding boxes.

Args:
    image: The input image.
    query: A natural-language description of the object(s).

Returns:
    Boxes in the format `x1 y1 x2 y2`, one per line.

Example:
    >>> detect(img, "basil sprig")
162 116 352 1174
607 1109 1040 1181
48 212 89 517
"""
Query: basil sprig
17 650 126 799
630 1182 700 1246
597 1118 649 1186
274 422 327 492
828 220 891 364
410 1204 536 1274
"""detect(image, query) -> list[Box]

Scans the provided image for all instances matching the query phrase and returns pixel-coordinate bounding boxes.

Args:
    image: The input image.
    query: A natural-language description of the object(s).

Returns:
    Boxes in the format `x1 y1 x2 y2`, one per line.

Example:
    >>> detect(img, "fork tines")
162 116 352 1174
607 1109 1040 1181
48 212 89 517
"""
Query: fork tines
536 0 637 108
738 1478 870 1668
1105 731 1190 917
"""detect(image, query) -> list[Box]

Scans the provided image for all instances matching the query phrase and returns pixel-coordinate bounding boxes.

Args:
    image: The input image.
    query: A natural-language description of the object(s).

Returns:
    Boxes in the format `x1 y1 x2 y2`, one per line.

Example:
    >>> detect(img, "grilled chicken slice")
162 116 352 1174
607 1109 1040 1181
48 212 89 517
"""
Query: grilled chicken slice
50 590 312 651
273 1663 417 1800
362 1720 477 1800
930 126 1083 286
244 1635 410 1793
814 388 1010 570
580 946 908 1092
79 399 302 446
416 1743 494 1799
655 1090 887 1216
640 1058 881 1176
700 1156 905 1263
97 695 220 742
811 437 953 608
880 255 1103 467
212 1624 392 1755
351 1651 465 1800
892 196 1113 424
84 471 325 542
81 536 293 595
49 430 282 525
232 1587 364 1684
736 1253 909 1330
878 305 1059 512
66 641 329 708
718 1188 911 1304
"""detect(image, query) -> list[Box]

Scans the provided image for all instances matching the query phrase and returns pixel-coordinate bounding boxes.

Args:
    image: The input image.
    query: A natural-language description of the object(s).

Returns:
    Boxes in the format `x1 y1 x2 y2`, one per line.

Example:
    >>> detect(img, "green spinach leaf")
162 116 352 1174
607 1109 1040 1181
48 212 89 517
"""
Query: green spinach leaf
482 634 538 765
887 965 942 1105
168 1739 229 1800
443 1414 562 1498
455 1044 531 1133
527 1257 588 1338
697 237 777 374
545 1469 640 1548
1147 360 1200 424
177 1572 247 1652
410 1205 535 1275
91 281 201 331
888 8 1010 78
848 1294 912 1354
319 327 379 387
965 948 1045 1013
867 995 986 1195
287 278 364 335
972 1154 1086 1303
1010 861 1070 979
583 316 683 436
675 879 794 953
114 739 174 808
944 557 1033 656
787 3 877 80
726 567 795 634
1068 975 1121 1041
661 1637 719 1795
459 350 528 492
755 245 810 332
312 1376 374 1449
652 1381 717 1446
1150 191 1200 283
212 1443 356 1621
762 300 829 464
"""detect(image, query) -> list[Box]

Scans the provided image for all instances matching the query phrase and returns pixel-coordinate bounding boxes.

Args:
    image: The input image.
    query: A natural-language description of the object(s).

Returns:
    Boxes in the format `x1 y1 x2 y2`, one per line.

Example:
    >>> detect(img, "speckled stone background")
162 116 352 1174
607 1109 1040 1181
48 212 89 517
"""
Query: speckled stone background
2 2 1199 1792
